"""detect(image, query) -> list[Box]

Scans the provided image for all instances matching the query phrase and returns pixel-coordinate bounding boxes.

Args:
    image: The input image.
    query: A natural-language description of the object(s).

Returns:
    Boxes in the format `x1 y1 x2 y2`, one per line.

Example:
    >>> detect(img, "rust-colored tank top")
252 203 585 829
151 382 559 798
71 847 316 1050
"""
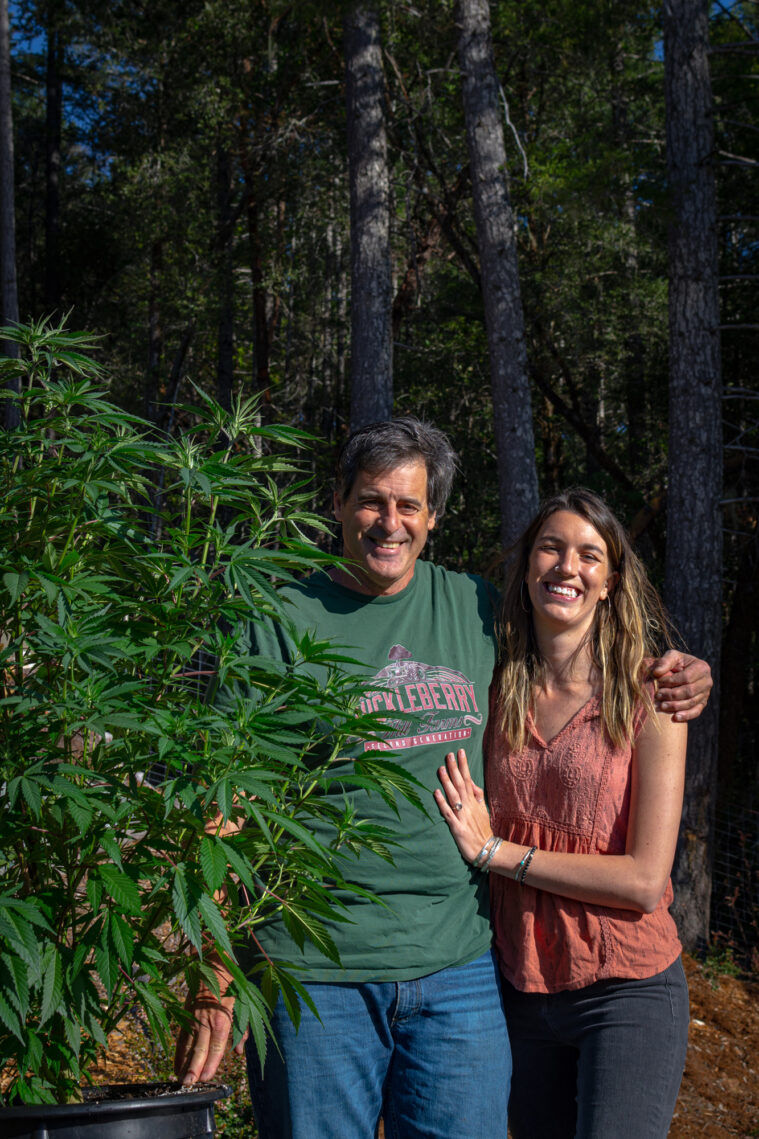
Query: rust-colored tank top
485 680 682 993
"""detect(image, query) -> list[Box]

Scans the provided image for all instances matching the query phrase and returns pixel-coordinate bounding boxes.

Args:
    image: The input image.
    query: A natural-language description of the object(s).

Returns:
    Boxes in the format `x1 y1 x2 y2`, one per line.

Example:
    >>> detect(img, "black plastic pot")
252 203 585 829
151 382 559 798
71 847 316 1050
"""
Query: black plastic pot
1 1081 232 1139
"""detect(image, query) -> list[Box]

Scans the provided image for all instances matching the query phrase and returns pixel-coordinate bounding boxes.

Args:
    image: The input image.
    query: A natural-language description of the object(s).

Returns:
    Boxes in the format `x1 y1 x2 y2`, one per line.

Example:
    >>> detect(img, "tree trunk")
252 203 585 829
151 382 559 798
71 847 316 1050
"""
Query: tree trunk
335 211 349 438
145 239 163 422
0 0 19 428
611 41 650 482
249 196 269 403
44 5 62 315
663 0 722 953
456 0 538 548
216 142 234 415
344 2 392 429
238 140 270 419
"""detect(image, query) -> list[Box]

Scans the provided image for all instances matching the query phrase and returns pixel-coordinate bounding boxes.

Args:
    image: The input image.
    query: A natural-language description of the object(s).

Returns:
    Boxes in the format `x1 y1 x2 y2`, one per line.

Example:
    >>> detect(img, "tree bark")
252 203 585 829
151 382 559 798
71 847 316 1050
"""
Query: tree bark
0 0 17 334
663 0 722 953
248 195 269 403
344 2 392 429
44 4 62 315
335 207 349 439
238 138 270 417
456 0 538 548
0 0 19 428
145 239 163 423
216 142 234 415
611 40 650 481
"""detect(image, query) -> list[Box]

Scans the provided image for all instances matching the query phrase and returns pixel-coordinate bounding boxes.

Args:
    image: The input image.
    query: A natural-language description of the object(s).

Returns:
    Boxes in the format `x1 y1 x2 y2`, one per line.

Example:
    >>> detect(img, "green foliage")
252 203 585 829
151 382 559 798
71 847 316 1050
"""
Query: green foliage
7 0 759 937
0 319 421 1104
702 940 742 990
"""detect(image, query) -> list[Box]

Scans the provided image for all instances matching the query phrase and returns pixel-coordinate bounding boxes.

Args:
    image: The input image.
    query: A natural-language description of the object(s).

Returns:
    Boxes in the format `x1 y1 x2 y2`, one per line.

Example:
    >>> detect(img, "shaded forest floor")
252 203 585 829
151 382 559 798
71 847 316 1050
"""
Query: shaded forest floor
95 954 759 1137
669 955 759 1138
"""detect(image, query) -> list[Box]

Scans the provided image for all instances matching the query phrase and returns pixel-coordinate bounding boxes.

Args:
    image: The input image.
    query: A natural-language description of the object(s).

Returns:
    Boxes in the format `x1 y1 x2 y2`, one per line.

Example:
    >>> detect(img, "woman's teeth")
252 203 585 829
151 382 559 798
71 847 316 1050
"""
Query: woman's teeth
546 583 579 597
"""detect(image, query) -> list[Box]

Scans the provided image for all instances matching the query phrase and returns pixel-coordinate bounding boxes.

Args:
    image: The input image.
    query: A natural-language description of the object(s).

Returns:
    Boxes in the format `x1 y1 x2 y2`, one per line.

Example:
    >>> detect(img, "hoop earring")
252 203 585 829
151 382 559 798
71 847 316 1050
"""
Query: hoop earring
520 582 530 613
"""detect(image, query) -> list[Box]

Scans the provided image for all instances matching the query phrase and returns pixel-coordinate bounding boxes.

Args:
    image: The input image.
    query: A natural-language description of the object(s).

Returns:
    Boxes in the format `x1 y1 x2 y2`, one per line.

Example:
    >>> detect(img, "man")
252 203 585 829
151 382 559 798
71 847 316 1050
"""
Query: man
176 417 712 1138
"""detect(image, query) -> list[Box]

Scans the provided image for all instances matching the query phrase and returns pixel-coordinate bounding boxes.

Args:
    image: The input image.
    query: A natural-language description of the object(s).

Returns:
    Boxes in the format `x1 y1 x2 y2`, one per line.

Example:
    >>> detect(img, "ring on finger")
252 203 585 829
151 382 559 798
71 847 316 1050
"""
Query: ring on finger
453 802 463 811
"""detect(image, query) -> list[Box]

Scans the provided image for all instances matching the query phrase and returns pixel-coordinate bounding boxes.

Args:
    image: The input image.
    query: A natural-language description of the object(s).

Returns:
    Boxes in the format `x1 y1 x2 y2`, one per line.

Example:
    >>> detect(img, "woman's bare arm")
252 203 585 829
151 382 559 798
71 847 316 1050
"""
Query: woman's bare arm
434 718 686 914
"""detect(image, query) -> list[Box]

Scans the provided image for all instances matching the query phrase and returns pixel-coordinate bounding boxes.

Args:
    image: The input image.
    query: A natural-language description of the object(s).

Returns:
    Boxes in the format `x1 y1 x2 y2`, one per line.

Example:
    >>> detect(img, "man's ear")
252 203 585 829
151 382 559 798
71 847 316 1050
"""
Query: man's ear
333 490 343 522
427 511 437 532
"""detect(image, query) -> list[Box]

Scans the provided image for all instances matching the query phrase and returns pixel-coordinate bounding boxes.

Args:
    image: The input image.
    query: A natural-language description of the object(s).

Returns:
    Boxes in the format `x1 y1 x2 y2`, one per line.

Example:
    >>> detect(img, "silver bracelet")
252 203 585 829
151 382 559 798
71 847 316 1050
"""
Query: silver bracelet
480 836 502 872
472 836 496 869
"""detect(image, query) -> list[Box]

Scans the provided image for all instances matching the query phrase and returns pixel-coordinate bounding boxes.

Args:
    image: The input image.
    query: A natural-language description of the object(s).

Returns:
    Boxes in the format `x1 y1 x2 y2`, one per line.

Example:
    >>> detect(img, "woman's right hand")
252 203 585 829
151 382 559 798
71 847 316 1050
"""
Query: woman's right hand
433 748 494 864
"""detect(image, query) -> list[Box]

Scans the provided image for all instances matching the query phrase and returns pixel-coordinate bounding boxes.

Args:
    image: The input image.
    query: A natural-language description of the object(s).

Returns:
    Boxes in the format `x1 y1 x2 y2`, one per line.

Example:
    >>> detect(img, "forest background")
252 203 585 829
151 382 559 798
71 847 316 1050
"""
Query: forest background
1 0 757 960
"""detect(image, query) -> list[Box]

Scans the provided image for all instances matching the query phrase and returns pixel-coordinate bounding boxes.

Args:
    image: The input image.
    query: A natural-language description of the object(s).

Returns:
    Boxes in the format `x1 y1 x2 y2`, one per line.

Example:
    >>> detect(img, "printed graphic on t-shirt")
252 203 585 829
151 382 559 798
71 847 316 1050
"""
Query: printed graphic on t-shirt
357 643 483 751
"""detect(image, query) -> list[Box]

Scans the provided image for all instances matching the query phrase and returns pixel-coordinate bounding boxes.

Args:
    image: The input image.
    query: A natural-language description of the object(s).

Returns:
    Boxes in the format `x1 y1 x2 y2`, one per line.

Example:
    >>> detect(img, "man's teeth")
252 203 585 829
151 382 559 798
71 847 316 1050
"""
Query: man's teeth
375 541 401 549
546 584 579 597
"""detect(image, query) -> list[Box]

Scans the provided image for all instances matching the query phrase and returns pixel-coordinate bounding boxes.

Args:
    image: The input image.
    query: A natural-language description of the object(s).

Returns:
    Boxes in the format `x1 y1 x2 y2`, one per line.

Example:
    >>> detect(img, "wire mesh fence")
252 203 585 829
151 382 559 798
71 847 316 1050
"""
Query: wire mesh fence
710 799 759 968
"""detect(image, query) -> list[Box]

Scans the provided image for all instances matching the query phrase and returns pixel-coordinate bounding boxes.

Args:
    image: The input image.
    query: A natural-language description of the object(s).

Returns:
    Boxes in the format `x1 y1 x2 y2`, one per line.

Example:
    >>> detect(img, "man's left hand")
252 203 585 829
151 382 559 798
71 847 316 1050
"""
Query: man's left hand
174 958 248 1086
650 651 713 722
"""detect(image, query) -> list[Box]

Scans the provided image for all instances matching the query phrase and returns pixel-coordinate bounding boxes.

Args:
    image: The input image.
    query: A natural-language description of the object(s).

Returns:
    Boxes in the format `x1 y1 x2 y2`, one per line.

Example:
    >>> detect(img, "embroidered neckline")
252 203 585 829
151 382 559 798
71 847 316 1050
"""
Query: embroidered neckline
526 692 601 749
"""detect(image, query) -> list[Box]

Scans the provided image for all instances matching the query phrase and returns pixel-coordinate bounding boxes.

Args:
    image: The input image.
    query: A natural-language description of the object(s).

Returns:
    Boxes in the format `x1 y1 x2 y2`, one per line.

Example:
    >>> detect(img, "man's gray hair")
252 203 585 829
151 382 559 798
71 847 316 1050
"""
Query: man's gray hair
335 417 458 518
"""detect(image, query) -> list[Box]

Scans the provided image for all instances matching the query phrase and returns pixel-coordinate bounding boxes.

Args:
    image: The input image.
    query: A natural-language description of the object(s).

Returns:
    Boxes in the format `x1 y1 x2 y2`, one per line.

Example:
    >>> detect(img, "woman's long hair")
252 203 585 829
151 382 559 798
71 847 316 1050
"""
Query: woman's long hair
498 488 678 751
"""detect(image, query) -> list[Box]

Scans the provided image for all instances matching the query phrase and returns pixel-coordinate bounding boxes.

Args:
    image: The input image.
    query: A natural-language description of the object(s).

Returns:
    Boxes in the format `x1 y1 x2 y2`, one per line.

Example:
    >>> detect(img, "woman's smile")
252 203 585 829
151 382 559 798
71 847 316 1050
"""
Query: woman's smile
527 510 617 634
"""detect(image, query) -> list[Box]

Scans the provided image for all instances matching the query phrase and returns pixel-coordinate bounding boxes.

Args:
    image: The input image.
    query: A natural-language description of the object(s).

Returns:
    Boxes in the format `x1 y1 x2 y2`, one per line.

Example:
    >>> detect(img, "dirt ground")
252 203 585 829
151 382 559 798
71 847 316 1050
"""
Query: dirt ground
669 956 759 1138
94 953 759 1137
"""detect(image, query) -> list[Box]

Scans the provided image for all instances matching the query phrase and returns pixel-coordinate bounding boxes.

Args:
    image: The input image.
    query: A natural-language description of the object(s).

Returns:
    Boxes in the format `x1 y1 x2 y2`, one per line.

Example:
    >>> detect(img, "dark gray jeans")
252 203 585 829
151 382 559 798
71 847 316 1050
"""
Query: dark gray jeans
502 956 689 1139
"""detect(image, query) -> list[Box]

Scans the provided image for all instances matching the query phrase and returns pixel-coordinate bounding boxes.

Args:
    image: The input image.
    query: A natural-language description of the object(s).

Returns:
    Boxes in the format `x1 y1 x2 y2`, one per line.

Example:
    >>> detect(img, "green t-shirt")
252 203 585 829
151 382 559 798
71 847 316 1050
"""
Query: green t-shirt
245 559 498 982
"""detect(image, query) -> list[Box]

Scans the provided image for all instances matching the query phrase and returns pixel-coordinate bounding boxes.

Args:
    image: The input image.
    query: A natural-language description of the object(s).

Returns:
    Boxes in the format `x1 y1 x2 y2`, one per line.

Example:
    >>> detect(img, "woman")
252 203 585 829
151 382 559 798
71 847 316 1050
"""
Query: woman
434 488 689 1139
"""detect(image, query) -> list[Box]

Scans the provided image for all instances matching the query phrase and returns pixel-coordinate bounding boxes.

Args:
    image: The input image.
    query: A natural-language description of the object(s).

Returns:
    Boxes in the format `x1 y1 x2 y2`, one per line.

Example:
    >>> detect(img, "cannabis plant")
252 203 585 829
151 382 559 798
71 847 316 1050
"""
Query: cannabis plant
0 321 418 1104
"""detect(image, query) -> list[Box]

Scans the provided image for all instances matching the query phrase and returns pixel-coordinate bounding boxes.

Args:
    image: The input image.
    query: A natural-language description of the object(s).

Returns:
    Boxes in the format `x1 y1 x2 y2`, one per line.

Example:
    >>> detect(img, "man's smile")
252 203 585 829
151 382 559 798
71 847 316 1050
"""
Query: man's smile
367 536 406 551
332 461 436 595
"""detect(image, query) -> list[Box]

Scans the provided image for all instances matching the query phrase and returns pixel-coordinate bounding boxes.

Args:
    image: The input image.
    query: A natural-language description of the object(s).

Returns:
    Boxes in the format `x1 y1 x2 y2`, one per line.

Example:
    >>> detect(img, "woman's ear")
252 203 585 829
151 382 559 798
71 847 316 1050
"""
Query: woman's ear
602 571 620 599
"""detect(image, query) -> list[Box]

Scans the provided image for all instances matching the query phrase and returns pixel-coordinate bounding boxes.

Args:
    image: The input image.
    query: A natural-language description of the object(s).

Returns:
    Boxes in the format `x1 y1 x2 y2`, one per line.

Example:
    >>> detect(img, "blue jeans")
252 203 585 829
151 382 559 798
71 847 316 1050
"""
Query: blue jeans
502 957 689 1139
246 949 511 1139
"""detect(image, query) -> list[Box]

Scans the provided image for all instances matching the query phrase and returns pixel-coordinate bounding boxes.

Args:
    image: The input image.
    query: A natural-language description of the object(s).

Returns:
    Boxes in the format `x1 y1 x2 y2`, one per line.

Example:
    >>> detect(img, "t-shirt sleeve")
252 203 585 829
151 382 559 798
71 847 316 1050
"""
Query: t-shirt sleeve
214 611 294 714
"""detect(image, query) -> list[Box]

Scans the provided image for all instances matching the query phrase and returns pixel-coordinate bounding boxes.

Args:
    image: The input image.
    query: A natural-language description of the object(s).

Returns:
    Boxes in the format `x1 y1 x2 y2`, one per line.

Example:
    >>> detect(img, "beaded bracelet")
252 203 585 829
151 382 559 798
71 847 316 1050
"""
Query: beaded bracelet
513 845 537 883
517 842 535 883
